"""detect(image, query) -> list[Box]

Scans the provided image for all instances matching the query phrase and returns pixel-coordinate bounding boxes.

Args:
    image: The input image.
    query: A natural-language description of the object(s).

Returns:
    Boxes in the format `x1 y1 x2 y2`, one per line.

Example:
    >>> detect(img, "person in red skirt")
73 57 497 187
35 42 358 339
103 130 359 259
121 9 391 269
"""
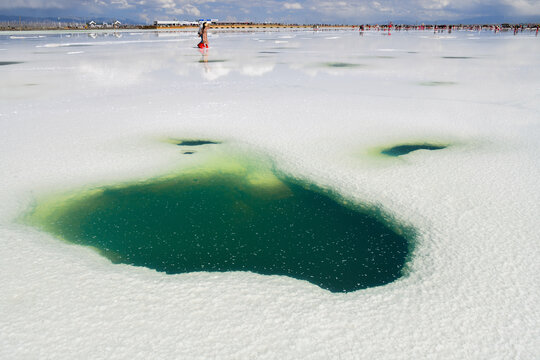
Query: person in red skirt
198 22 209 48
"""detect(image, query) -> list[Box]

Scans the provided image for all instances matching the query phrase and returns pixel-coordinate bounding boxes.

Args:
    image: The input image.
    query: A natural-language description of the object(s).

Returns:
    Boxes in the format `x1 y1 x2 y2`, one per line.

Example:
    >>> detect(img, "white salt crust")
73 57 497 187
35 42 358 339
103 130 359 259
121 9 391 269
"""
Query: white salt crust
1 30 539 359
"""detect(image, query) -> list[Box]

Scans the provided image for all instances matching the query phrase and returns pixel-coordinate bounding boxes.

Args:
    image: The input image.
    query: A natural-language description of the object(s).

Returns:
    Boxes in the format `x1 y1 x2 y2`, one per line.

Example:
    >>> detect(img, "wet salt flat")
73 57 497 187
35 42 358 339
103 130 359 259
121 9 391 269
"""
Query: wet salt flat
1 29 540 358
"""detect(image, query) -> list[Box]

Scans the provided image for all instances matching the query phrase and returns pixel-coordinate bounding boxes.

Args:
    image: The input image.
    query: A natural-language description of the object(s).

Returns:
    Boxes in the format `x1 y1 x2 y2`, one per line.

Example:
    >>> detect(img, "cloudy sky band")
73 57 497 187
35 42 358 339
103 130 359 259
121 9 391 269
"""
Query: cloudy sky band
1 0 539 23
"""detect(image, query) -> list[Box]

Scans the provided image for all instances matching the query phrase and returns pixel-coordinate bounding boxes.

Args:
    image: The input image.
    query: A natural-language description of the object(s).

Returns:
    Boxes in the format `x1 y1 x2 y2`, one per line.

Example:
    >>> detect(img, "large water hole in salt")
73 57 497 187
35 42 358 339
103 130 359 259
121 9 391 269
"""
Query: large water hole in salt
28 152 412 293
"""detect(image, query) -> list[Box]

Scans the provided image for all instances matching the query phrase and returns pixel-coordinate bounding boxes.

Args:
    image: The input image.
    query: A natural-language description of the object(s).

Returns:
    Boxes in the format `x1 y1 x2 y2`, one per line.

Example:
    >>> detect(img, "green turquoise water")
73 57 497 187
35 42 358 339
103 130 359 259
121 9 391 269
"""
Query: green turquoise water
0 61 23 66
29 159 410 293
176 140 220 146
324 62 362 68
382 144 446 157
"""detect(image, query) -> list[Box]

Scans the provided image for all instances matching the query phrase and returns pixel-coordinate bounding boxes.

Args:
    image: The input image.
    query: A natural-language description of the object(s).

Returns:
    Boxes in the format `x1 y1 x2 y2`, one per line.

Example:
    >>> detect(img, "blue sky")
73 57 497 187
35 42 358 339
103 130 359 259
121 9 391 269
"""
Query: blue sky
1 0 539 24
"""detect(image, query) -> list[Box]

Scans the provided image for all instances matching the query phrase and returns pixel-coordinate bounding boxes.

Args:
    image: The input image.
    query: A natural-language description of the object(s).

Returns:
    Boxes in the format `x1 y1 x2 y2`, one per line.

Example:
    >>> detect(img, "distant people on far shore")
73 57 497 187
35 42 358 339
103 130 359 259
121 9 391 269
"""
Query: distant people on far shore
350 23 538 36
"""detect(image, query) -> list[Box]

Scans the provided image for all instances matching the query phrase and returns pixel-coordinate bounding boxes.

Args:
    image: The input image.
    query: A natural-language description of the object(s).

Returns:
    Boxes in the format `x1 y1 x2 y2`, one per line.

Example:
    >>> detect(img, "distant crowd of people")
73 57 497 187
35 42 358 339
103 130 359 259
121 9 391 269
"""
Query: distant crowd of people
357 23 539 36
197 21 538 48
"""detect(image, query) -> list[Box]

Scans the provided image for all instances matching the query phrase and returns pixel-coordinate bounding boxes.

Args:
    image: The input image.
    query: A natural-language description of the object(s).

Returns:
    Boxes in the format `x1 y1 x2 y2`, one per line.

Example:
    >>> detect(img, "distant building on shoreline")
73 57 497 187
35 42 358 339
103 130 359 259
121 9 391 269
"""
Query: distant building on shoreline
153 19 219 27
154 20 198 27
86 20 122 29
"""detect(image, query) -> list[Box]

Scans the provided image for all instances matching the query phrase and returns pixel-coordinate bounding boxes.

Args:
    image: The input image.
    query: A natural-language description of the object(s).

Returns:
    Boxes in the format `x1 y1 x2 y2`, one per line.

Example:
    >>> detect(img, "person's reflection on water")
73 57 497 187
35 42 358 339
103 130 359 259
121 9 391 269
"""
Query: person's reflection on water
199 48 210 73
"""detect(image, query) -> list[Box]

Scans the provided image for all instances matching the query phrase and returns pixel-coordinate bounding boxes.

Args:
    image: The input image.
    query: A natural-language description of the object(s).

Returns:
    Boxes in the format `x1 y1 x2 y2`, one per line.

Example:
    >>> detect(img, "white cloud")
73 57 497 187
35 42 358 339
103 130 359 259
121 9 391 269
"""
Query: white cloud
371 1 394 12
501 0 540 14
184 4 201 16
139 12 151 21
111 0 134 8
0 0 71 9
283 2 303 10
417 0 451 10
155 0 177 9
141 0 205 17
1 0 539 22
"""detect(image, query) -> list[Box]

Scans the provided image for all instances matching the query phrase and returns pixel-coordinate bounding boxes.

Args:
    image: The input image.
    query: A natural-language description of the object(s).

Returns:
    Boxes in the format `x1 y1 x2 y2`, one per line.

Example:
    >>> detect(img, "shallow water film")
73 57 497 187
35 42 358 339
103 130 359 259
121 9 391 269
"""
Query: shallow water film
32 165 409 292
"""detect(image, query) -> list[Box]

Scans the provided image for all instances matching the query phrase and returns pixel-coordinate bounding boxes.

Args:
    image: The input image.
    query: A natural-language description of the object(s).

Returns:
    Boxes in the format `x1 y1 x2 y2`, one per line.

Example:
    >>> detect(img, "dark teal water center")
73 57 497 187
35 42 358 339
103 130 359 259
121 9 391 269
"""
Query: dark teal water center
31 159 410 293
382 144 446 157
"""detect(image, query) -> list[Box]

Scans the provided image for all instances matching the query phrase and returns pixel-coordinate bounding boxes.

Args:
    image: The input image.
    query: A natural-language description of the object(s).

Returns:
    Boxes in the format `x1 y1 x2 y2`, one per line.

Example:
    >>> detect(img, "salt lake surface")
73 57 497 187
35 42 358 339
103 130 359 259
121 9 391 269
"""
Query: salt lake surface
1 29 540 359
